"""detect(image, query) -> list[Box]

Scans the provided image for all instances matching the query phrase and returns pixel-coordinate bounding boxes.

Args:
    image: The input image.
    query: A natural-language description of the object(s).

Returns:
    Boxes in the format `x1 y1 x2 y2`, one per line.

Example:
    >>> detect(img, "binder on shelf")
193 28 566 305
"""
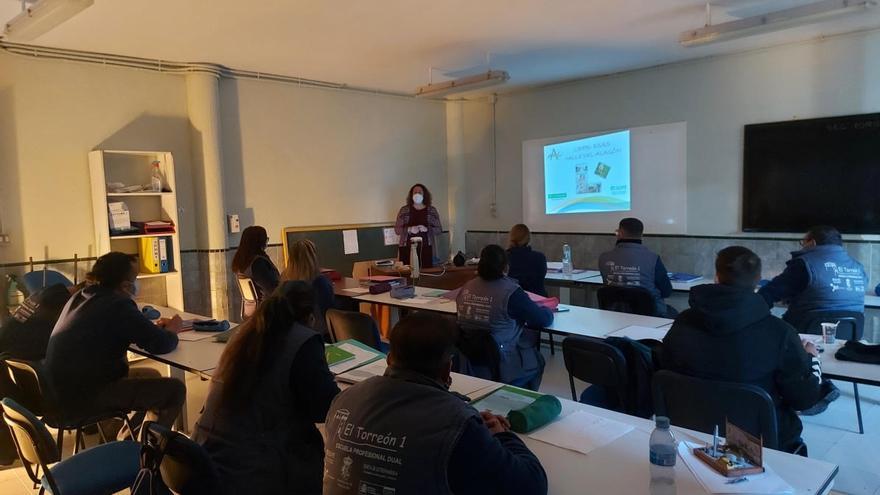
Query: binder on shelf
158 237 169 273
139 237 161 274
138 236 173 274
132 220 176 234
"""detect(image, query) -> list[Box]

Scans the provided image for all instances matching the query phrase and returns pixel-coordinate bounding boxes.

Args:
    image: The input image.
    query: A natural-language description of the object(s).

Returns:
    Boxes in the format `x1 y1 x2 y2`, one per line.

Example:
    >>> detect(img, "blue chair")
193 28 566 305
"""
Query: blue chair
1 397 140 495
20 270 73 295
325 309 388 353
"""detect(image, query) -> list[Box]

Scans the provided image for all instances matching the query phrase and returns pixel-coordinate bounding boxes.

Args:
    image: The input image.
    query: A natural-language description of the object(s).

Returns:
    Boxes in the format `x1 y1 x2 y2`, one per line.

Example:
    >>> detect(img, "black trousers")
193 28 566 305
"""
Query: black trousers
92 368 186 432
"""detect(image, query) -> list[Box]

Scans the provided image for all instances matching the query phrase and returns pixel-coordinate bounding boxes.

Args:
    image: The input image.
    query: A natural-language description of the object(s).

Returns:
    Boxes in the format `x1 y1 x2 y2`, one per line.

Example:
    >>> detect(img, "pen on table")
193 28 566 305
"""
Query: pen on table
725 477 748 484
712 425 719 456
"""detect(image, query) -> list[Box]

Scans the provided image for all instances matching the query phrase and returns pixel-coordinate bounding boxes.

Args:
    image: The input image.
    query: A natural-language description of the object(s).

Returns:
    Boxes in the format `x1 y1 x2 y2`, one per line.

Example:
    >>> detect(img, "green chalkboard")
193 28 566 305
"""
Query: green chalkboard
284 224 399 277
284 224 450 277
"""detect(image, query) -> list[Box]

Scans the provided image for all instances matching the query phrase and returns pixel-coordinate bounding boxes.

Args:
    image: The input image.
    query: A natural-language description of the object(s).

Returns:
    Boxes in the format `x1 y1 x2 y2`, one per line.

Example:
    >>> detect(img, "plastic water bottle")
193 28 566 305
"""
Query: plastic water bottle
649 416 676 494
562 244 573 278
150 161 163 192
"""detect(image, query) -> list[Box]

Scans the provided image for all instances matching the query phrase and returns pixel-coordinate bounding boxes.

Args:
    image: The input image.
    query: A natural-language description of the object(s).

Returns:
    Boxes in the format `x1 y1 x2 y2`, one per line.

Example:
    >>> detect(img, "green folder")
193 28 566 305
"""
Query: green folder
325 345 356 366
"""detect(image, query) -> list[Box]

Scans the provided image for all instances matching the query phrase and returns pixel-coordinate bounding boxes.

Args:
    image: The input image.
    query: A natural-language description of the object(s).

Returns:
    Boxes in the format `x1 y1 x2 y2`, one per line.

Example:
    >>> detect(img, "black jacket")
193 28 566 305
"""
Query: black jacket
507 246 548 296
661 284 821 453
45 285 179 408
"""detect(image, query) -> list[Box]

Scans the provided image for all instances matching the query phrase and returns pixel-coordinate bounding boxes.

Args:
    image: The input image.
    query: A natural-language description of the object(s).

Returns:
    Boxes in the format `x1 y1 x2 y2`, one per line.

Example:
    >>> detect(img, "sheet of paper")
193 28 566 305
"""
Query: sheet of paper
328 340 384 375
336 359 387 384
449 374 501 397
407 296 434 304
340 287 370 295
176 330 218 342
529 410 634 455
382 227 400 246
342 229 359 255
547 261 563 270
471 385 541 416
677 442 794 495
606 325 669 341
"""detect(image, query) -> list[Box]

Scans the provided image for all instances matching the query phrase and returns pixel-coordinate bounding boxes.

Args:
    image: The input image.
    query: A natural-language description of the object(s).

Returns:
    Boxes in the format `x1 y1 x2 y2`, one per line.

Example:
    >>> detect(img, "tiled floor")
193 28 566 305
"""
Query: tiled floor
1 347 877 494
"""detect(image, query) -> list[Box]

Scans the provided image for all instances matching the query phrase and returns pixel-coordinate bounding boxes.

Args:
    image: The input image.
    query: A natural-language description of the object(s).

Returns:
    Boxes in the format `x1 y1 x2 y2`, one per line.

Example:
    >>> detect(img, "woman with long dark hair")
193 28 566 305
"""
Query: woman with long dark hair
231 225 279 317
394 183 443 268
193 281 340 494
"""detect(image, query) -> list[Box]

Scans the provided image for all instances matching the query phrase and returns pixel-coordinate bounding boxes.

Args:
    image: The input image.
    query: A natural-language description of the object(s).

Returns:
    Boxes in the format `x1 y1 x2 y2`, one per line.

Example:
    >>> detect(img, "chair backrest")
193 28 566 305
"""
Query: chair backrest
1 397 61 489
455 324 501 381
237 277 258 303
597 285 657 316
237 277 258 320
4 358 51 416
21 270 73 295
653 370 779 450
142 422 221 495
562 336 628 409
798 311 864 341
325 309 383 351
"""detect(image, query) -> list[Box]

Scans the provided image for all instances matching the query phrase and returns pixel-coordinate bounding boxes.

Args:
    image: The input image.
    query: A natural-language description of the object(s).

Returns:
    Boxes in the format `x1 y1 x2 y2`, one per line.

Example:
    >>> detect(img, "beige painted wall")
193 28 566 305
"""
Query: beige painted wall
219 78 449 246
463 30 880 235
0 51 450 266
0 50 195 263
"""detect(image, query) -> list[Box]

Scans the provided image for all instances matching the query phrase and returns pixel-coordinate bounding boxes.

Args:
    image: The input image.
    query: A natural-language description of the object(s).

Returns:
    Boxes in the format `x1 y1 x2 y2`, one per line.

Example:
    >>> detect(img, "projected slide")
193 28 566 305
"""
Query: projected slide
543 130 631 215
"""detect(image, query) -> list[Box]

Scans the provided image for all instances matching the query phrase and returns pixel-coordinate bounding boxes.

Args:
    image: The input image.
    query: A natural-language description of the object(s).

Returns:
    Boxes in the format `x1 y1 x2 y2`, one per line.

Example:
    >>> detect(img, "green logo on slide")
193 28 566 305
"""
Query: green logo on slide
547 149 561 160
547 193 567 199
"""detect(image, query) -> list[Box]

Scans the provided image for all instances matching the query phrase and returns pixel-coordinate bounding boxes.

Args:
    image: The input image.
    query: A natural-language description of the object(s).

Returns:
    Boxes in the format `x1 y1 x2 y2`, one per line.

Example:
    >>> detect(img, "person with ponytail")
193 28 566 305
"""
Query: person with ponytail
193 281 340 494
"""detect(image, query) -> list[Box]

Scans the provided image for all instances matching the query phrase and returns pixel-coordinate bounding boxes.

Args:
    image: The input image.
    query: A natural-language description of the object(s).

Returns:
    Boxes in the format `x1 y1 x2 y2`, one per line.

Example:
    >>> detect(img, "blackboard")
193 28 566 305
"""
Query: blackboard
284 224 400 277
284 224 451 277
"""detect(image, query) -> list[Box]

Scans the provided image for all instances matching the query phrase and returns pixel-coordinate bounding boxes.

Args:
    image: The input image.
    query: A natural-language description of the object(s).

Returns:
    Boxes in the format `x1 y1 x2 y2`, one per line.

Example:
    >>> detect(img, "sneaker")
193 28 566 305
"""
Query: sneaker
799 400 829 416
821 380 841 403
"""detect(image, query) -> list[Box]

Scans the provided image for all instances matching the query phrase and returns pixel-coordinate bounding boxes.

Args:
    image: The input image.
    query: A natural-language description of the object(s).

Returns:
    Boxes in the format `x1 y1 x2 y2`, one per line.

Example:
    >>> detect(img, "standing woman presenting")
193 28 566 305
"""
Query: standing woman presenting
394 184 443 268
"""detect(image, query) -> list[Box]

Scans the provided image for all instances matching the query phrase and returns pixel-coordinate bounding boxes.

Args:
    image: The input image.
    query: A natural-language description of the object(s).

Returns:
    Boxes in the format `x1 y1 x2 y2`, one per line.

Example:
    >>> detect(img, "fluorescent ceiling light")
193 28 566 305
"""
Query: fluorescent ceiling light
680 0 875 47
3 0 94 41
415 70 510 99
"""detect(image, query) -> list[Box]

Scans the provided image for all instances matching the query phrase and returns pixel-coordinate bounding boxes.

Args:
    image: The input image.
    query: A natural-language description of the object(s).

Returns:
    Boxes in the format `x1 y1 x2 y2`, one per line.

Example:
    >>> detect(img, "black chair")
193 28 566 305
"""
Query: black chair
1 397 140 495
325 309 387 352
3 358 133 456
455 325 502 381
140 422 221 495
653 370 780 451
562 336 628 411
798 310 865 434
597 286 657 316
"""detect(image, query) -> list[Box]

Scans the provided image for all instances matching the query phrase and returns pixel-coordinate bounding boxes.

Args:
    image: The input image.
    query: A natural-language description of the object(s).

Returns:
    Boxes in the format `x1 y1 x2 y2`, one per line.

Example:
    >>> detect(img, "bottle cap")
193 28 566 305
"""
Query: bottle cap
655 416 670 429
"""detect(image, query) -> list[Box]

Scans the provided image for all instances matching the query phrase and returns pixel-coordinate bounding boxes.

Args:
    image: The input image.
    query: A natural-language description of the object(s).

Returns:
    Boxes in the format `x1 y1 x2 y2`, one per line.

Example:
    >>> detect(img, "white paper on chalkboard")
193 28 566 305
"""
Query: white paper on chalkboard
383 227 400 246
343 229 359 255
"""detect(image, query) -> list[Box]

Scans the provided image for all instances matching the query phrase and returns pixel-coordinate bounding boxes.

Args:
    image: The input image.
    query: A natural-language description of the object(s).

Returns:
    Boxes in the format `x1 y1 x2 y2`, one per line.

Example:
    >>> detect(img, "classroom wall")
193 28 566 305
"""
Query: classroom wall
462 29 880 235
219 78 449 246
0 50 196 264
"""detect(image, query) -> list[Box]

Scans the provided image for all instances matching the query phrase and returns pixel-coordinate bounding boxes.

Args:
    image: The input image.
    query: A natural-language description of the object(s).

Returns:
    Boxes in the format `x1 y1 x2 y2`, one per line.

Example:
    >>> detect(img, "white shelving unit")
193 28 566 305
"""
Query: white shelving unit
88 150 184 310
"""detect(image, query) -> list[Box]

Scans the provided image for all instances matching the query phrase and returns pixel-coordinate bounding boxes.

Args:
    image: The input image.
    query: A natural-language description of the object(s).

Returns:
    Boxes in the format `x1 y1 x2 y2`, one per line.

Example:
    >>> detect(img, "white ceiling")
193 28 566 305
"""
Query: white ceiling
2 0 880 95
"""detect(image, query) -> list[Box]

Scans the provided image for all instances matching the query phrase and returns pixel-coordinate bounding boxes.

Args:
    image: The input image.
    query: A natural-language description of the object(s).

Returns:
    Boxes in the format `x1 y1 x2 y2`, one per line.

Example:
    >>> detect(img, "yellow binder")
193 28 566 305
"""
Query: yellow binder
138 237 161 274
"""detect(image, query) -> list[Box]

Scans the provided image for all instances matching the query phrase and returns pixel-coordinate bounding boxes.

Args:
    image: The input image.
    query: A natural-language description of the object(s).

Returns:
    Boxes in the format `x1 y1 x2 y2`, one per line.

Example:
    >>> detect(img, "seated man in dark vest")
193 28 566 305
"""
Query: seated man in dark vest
457 244 553 390
661 246 822 455
324 313 548 495
758 225 867 414
758 225 867 330
598 217 675 317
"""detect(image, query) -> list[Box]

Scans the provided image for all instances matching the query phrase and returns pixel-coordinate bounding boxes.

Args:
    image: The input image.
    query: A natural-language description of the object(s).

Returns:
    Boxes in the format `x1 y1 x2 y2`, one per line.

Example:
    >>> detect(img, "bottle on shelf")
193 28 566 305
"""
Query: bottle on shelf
562 243 573 278
150 161 163 192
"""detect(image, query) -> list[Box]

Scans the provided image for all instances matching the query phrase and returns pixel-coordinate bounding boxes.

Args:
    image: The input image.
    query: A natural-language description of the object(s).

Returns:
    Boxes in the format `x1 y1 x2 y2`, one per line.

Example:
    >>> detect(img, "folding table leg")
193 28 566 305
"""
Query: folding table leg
854 383 864 435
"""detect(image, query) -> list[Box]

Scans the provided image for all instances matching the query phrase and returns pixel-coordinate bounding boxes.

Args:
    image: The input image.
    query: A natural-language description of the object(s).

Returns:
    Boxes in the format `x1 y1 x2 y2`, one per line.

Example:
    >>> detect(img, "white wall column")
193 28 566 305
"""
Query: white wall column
446 100 468 255
186 71 230 319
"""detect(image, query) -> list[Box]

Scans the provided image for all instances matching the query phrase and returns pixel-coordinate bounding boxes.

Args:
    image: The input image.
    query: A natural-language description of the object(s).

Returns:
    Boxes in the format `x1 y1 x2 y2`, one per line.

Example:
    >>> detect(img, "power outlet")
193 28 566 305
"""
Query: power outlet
227 214 240 234
0 234 9 245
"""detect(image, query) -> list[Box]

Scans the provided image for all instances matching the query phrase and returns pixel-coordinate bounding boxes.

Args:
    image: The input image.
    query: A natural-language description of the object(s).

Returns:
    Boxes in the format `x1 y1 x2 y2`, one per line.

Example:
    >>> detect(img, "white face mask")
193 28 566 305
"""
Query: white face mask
126 280 140 298
412 193 424 205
